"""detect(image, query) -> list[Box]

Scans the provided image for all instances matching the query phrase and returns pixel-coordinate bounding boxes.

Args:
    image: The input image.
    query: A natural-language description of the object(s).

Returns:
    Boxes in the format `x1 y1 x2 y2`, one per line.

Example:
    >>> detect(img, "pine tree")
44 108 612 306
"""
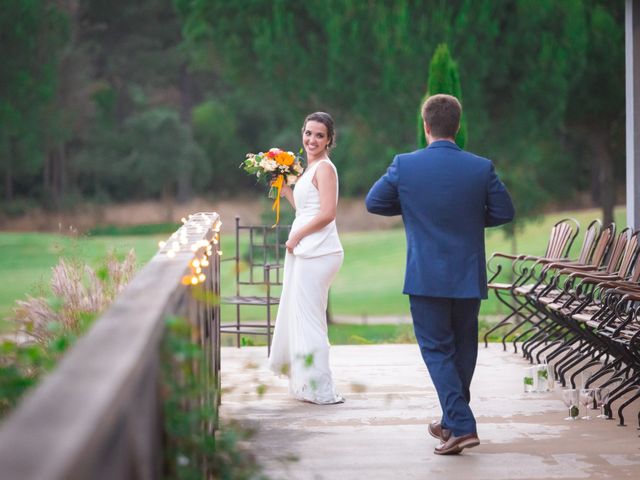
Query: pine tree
417 43 467 149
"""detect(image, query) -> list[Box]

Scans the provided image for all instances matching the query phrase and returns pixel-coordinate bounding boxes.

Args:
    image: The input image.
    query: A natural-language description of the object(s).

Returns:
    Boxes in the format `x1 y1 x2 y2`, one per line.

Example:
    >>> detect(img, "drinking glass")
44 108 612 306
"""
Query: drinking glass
546 362 556 391
523 367 535 393
595 386 611 419
579 388 595 420
536 364 549 392
562 388 579 420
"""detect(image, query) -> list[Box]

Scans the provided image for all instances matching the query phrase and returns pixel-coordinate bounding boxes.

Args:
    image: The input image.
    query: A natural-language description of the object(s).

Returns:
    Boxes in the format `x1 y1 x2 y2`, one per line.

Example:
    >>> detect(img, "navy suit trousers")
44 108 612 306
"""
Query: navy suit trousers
409 295 480 436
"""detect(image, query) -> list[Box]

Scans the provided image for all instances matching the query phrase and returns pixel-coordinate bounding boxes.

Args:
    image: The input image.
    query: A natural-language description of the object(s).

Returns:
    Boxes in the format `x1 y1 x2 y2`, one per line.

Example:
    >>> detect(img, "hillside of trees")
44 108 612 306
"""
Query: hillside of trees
0 0 625 225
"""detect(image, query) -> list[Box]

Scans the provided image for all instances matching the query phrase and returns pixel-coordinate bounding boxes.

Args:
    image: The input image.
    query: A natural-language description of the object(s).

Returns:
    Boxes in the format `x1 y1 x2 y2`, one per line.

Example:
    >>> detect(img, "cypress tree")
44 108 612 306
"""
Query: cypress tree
417 43 467 149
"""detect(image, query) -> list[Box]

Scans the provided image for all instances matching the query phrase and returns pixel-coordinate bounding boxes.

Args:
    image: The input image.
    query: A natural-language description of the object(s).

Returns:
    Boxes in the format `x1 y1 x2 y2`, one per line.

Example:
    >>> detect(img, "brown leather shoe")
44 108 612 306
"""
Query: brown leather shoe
434 433 480 455
428 421 451 442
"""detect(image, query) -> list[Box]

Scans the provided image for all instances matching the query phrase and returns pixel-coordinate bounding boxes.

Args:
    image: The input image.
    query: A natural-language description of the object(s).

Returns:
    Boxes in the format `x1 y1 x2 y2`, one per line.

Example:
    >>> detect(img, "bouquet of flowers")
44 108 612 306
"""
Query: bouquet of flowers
242 148 304 226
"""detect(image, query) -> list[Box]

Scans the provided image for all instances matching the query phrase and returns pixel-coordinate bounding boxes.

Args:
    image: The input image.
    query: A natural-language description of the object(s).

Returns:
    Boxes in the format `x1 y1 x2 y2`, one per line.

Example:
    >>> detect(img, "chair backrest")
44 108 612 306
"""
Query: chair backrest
604 227 633 274
575 219 602 264
588 222 616 267
628 245 640 283
230 216 291 287
544 218 580 259
617 230 640 279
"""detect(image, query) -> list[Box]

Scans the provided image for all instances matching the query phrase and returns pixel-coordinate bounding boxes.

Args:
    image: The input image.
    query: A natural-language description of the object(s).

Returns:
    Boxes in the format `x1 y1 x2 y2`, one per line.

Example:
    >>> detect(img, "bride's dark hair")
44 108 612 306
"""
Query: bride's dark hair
302 112 336 150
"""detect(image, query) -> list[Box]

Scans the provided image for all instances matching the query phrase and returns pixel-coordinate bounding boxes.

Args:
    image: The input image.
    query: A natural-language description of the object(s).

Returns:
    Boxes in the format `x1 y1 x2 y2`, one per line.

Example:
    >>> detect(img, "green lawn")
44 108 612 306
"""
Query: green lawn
0 206 627 326
0 232 164 321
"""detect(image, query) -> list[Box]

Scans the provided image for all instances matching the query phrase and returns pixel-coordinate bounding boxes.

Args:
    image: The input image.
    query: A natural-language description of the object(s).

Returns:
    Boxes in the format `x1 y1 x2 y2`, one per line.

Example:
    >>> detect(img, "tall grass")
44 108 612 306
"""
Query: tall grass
13 251 136 344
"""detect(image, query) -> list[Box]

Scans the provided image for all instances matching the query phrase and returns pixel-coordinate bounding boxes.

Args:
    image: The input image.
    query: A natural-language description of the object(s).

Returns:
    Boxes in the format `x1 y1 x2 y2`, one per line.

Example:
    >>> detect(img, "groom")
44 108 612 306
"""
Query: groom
365 94 514 455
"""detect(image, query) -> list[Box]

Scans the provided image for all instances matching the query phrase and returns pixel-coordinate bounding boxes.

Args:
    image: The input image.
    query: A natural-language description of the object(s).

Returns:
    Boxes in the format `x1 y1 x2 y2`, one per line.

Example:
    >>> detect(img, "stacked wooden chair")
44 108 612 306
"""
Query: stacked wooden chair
488 219 640 426
516 225 623 362
511 222 619 356
523 230 640 425
484 218 581 350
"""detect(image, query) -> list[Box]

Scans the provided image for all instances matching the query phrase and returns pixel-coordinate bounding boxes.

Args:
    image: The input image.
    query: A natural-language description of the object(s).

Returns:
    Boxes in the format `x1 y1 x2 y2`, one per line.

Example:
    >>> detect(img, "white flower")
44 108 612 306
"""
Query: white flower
286 174 298 186
293 163 304 174
259 158 278 172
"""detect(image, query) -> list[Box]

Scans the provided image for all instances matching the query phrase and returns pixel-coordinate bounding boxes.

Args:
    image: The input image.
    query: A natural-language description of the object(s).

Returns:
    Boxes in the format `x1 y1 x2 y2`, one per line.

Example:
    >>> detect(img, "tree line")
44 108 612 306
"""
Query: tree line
0 0 624 226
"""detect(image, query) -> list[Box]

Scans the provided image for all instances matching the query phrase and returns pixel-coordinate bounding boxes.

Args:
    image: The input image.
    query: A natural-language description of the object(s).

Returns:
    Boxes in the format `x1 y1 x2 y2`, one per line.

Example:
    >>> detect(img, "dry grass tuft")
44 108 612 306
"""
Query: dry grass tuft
11 249 137 344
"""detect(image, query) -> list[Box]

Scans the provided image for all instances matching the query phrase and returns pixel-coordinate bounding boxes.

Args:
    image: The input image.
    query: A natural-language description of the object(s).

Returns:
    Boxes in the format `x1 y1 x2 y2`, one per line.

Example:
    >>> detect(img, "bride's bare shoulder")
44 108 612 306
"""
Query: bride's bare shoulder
314 161 337 181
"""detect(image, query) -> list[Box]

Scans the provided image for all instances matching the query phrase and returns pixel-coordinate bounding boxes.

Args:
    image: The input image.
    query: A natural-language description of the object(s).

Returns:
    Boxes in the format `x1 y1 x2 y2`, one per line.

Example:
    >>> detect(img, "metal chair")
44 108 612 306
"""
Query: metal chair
484 217 581 349
219 216 291 354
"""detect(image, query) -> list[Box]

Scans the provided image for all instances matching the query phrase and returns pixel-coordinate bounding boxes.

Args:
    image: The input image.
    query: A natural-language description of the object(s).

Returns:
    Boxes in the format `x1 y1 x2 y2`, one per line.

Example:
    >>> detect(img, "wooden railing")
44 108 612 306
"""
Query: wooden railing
0 212 221 479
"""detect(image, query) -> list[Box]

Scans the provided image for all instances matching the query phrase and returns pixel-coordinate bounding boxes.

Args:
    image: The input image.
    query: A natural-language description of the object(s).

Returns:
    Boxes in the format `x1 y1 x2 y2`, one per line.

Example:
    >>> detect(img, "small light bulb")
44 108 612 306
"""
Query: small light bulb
198 273 206 282
195 266 202 274
167 250 176 258
192 259 200 268
217 250 223 256
191 276 198 285
158 241 166 248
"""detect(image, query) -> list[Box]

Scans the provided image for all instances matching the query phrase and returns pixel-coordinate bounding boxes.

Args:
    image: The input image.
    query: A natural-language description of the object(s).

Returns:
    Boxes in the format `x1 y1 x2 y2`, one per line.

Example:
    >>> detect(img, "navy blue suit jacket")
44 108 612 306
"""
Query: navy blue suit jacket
365 140 515 299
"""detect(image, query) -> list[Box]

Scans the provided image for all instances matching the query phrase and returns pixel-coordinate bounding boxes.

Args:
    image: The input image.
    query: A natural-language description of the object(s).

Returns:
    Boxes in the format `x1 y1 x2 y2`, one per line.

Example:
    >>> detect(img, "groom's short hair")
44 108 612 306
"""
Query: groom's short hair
422 94 461 140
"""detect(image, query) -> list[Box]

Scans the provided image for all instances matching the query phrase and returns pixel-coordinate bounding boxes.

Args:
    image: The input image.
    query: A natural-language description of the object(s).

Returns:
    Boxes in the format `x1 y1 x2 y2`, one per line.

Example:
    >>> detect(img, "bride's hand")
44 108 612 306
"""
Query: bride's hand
280 183 292 197
286 233 301 253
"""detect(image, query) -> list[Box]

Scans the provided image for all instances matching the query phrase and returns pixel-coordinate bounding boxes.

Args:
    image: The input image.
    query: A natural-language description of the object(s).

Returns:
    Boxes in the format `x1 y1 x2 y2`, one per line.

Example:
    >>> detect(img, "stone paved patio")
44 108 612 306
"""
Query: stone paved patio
221 343 640 479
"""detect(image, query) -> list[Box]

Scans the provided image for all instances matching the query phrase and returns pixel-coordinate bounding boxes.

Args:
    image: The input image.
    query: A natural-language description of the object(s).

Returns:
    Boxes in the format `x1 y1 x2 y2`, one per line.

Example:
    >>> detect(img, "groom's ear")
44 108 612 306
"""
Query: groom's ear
423 121 430 142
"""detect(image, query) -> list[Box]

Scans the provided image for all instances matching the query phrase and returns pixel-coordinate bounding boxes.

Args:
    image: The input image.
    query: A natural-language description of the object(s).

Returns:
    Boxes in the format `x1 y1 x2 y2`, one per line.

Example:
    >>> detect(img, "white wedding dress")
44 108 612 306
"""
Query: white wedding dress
268 159 345 404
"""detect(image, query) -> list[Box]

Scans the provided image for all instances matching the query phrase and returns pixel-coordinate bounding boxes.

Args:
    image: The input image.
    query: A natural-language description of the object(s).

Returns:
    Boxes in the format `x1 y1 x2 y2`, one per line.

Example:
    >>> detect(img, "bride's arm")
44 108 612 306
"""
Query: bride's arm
280 183 295 208
286 163 337 252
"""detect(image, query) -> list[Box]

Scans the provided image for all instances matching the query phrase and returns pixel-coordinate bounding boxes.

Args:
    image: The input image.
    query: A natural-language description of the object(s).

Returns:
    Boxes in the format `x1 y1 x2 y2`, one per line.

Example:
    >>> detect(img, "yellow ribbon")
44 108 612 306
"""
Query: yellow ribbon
271 174 284 227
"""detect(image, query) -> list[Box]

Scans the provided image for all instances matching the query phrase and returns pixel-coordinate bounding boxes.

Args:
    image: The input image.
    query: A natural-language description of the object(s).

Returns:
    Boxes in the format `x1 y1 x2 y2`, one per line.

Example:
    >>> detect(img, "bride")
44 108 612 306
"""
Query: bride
267 112 345 404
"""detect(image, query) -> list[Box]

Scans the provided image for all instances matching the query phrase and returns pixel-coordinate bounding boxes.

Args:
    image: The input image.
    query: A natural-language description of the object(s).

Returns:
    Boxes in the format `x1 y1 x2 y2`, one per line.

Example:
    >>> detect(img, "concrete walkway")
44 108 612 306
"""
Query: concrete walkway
220 344 640 479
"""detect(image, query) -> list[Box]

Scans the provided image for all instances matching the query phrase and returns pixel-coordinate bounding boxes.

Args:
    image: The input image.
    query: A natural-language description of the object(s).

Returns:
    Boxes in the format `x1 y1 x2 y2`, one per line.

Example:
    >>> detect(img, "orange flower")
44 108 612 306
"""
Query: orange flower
275 151 294 166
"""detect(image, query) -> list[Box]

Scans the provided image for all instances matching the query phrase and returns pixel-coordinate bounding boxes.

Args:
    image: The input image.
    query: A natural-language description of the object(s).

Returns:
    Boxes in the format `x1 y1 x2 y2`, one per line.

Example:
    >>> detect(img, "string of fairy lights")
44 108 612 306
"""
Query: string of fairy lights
157 212 222 286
